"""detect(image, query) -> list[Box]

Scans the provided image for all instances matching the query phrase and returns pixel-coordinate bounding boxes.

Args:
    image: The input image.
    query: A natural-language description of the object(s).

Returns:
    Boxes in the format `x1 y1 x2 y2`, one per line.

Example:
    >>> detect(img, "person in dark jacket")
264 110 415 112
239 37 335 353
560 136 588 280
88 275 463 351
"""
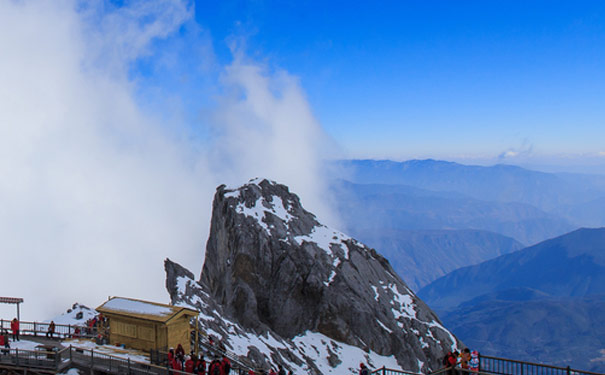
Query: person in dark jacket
46 321 56 339
176 344 185 362
359 363 370 375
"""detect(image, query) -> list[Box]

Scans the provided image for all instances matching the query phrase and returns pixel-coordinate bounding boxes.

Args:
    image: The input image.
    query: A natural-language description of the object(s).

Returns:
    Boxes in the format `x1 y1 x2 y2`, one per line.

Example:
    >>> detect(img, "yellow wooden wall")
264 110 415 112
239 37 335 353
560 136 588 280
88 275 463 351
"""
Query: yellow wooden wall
166 315 192 353
106 313 194 352
107 315 159 351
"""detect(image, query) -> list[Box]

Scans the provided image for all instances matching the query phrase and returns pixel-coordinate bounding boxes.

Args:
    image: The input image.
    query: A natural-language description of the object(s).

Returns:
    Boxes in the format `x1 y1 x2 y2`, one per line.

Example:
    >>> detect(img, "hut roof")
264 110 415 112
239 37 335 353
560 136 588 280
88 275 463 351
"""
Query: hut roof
97 297 197 323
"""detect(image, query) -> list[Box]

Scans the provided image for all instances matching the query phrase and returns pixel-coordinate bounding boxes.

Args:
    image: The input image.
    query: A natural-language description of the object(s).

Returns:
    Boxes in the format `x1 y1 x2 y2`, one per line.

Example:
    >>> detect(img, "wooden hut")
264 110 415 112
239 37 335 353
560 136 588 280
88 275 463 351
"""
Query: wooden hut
96 297 198 352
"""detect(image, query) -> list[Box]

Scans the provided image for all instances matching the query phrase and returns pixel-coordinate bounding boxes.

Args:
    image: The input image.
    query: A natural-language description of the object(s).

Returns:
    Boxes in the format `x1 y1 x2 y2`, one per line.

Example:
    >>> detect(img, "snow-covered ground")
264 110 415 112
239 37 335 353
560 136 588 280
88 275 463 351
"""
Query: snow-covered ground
64 338 149 363
6 339 42 351
48 303 97 325
4 337 149 363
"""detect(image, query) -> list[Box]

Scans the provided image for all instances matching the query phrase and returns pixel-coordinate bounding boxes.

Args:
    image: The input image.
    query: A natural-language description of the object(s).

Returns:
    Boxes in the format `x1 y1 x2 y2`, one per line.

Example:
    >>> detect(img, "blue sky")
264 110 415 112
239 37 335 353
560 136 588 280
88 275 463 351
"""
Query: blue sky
134 0 605 169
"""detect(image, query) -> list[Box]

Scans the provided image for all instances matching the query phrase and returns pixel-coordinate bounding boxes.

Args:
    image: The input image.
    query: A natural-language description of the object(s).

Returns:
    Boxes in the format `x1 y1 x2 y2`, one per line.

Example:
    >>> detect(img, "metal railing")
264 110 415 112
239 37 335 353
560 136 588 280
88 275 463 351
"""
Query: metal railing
372 356 604 375
478 355 603 375
0 346 69 370
371 366 422 375
0 319 99 340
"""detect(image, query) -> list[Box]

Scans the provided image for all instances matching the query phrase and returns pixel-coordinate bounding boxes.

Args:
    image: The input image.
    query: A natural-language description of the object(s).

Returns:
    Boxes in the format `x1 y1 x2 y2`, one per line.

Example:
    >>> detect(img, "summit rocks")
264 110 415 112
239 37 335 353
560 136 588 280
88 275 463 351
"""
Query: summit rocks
166 178 460 374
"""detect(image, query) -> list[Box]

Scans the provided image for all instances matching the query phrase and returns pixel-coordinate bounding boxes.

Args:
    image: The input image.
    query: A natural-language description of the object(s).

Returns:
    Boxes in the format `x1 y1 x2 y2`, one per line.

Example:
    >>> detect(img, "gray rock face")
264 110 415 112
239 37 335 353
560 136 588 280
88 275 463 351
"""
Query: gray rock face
167 178 460 374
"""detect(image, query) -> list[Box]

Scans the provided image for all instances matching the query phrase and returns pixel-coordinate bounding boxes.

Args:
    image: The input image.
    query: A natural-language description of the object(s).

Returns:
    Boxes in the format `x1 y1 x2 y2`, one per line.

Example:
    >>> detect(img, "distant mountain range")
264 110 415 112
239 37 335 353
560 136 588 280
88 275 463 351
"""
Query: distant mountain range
336 226 523 291
417 228 605 372
418 227 605 312
330 159 605 291
332 180 573 246
337 159 605 217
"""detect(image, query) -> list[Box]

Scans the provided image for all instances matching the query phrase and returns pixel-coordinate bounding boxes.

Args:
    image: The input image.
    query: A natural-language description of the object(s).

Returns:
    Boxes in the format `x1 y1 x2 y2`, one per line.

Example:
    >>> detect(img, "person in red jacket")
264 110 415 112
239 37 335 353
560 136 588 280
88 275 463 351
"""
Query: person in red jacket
208 359 222 375
196 355 207 375
0 331 7 354
185 356 195 373
10 318 19 341
172 356 183 372
446 351 459 375
221 356 231 375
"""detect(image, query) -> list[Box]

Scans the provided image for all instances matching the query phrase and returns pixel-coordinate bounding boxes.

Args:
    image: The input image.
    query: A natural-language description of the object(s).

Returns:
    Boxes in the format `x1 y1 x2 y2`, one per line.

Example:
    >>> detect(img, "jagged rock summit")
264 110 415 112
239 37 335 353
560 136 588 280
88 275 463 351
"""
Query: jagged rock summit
166 178 459 374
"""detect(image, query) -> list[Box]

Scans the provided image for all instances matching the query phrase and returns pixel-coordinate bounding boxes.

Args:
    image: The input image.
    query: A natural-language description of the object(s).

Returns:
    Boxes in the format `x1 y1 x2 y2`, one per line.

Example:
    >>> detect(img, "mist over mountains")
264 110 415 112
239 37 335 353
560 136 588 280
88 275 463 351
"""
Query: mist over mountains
337 159 605 217
330 159 605 291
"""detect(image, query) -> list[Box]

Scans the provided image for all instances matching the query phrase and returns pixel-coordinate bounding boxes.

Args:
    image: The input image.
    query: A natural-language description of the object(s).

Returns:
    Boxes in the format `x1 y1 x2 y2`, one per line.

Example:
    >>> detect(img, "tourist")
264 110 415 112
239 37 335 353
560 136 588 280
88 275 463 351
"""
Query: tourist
221 355 231 375
196 354 207 375
0 330 9 355
185 355 195 373
208 358 222 375
10 318 19 341
460 348 471 370
47 321 56 339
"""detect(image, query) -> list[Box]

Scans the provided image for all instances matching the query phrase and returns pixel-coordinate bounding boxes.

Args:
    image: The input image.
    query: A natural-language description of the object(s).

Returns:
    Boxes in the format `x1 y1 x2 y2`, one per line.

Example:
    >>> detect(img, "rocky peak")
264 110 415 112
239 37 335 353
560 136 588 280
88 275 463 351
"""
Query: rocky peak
168 178 460 373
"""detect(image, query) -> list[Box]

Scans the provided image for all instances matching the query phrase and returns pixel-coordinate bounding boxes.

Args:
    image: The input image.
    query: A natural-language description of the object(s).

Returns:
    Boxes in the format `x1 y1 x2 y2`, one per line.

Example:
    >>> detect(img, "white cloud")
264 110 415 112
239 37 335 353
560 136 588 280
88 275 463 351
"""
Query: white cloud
0 0 336 320
208 54 340 226
497 139 534 161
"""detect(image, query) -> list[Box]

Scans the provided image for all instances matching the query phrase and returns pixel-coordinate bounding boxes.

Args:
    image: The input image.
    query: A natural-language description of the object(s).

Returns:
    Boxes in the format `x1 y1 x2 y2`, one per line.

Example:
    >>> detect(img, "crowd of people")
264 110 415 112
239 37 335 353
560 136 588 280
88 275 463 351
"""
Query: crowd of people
443 348 480 374
167 343 233 375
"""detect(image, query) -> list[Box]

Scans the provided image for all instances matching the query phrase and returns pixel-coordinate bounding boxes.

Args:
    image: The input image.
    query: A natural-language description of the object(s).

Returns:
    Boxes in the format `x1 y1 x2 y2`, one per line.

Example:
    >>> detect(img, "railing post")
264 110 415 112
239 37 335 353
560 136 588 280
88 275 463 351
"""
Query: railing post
91 348 94 369
382 365 386 375
566 366 571 375
70 345 73 362
16 348 19 366
34 321 37 336
128 358 132 375
478 353 481 373
55 346 60 369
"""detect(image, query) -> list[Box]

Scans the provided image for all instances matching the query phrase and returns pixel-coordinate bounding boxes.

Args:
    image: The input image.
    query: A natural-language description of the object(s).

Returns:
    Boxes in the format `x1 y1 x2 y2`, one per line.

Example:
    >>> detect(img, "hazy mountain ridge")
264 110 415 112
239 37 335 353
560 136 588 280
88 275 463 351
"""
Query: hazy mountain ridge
418 227 605 312
339 227 523 291
330 159 605 292
332 179 573 246
339 159 566 208
417 228 605 372
336 159 605 227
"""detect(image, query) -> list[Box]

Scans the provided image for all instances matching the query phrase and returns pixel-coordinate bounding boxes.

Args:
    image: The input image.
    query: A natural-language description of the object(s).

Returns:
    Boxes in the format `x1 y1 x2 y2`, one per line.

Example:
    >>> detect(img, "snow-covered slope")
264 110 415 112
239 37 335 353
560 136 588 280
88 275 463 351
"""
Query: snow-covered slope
165 179 460 374
49 303 97 325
